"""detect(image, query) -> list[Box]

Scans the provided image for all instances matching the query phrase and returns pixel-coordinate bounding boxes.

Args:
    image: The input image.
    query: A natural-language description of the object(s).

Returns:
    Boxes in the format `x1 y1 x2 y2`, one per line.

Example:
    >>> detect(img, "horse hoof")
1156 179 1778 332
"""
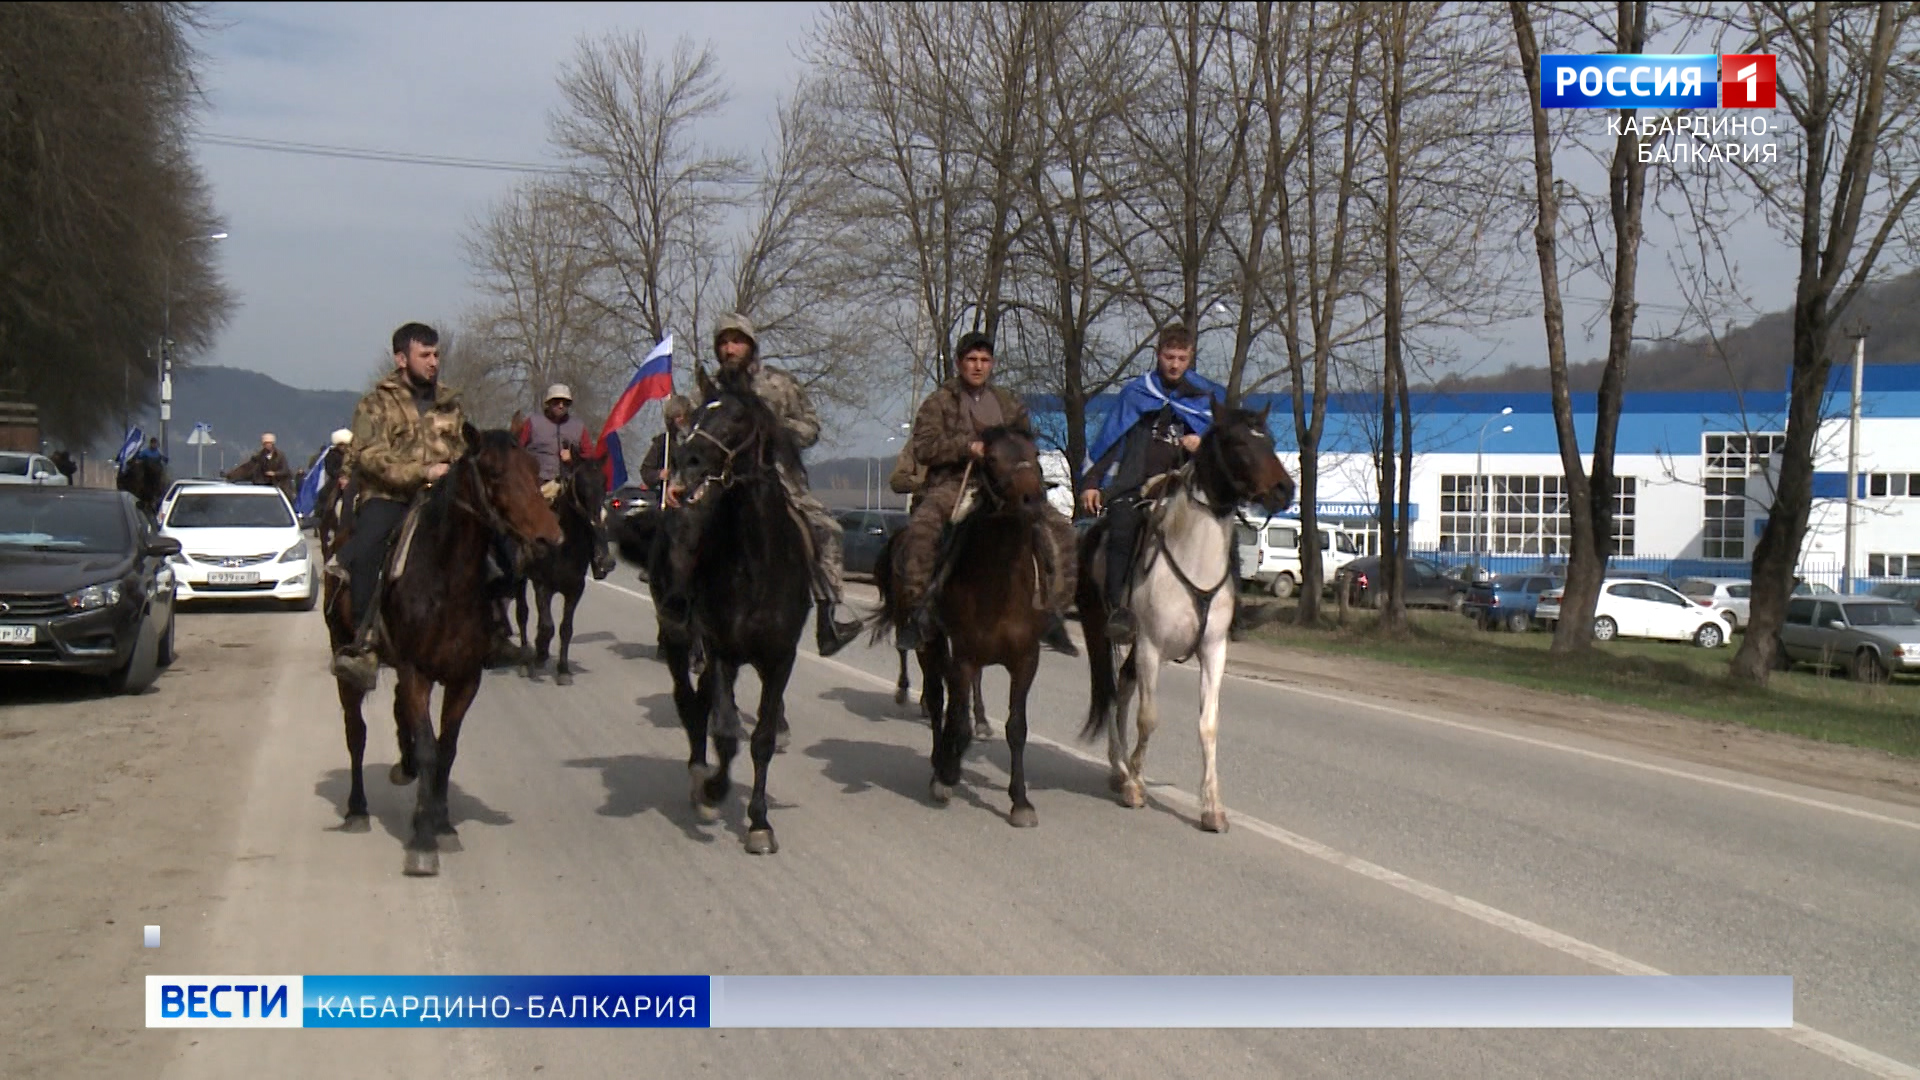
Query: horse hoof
695 801 720 823
1119 784 1145 809
745 829 779 855
1108 773 1129 794
555 671 574 687
974 722 993 740
1200 810 1230 834
929 778 953 805
434 819 458 836
1008 806 1038 829
389 763 416 786
520 663 534 679
403 849 440 877
894 689 908 706
775 728 791 753
341 814 371 833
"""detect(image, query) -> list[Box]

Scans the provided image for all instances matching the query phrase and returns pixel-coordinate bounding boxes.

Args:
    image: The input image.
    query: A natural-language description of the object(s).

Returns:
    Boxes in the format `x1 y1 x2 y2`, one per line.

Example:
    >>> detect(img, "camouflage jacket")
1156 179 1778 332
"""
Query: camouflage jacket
746 365 821 451
909 379 1030 486
347 370 467 503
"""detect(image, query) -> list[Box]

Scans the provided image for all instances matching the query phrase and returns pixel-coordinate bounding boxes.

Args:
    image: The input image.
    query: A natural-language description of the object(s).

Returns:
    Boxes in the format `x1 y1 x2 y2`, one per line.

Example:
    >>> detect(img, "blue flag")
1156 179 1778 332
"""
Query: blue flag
602 430 628 491
295 457 329 517
115 426 143 469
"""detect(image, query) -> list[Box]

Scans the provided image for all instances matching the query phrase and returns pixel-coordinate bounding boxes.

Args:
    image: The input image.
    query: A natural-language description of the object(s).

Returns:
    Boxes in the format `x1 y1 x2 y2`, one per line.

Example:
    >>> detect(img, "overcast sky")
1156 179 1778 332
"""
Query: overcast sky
190 2 1802 459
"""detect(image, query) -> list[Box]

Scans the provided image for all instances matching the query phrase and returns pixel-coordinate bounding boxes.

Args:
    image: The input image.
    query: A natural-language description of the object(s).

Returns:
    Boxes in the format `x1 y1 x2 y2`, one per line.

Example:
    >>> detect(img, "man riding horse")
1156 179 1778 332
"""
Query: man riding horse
516 382 616 581
892 331 1079 657
229 433 295 500
329 322 522 691
661 314 864 658
639 394 694 496
1079 323 1223 646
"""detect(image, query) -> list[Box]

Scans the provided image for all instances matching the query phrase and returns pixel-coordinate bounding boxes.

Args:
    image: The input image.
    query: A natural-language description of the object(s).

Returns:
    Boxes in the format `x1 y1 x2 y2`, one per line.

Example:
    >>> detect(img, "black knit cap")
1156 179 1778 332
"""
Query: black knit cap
955 331 994 359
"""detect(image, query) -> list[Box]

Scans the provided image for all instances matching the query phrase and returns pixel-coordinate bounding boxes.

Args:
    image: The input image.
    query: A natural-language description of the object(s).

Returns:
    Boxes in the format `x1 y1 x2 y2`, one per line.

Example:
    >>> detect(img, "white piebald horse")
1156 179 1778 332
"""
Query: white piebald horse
1076 403 1295 832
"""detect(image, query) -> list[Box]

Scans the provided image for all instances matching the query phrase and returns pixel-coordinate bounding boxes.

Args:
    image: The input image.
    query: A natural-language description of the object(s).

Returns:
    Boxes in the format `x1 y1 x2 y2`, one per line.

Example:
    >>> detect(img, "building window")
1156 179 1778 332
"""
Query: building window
1438 475 1636 557
1702 432 1785 560
1865 473 1920 498
1867 554 1920 578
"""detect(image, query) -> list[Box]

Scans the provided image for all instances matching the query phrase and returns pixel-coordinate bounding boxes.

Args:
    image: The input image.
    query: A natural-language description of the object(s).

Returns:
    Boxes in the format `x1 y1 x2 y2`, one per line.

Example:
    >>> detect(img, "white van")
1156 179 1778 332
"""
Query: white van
1233 514 1360 598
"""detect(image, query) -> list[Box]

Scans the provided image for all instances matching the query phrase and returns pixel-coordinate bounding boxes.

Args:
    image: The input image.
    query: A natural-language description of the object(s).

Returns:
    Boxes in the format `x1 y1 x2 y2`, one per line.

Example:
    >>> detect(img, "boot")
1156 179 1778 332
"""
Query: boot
1105 607 1137 646
816 601 864 658
1039 611 1080 657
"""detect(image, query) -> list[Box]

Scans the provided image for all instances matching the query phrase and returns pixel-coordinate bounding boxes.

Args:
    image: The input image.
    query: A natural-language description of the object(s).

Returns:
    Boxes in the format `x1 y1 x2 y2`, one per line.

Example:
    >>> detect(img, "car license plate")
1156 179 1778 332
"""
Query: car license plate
0 624 35 645
207 570 260 585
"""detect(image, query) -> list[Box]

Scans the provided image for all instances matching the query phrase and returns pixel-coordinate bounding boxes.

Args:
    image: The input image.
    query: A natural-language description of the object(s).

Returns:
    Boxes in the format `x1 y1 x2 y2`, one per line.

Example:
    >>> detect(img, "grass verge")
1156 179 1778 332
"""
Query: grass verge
1244 603 1920 759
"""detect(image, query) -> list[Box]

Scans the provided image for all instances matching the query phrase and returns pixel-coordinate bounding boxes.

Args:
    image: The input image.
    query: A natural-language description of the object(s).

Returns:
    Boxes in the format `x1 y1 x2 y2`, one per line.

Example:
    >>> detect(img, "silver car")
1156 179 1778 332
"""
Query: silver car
1779 596 1920 682
1677 576 1750 631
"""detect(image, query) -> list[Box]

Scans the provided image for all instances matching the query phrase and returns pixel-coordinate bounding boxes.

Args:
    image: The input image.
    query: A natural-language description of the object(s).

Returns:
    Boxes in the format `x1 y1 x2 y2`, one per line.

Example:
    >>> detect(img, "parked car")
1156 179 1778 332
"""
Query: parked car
0 450 70 486
1536 578 1734 648
1336 555 1471 611
1232 514 1360 598
1676 576 1751 631
834 508 910 577
1779 595 1920 682
605 482 657 564
1464 573 1563 632
0 486 178 693
1868 581 1920 608
156 478 224 522
159 483 316 610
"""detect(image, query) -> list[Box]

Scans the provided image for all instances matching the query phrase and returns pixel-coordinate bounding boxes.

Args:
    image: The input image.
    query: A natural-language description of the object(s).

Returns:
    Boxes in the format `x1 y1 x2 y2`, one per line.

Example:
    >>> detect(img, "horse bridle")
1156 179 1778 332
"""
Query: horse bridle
683 403 769 498
448 454 528 545
1130 428 1274 661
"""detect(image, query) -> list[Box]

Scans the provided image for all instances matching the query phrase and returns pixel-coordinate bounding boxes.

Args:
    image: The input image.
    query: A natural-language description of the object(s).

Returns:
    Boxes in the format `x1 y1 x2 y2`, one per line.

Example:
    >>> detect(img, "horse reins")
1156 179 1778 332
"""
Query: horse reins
1130 455 1247 664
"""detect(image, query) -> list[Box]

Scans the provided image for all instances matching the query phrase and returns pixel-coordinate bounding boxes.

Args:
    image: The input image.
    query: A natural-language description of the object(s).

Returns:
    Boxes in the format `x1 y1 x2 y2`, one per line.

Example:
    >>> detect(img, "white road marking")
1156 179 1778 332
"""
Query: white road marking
593 579 1918 1076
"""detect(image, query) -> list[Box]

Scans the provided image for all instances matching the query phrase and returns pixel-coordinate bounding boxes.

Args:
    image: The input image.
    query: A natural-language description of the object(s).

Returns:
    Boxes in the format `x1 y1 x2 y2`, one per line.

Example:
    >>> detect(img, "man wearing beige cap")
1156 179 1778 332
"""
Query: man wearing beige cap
517 381 615 579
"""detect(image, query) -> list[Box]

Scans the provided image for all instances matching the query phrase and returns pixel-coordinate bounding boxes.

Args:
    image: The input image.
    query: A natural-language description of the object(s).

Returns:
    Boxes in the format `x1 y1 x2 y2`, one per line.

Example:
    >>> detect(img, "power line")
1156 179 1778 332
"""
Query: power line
195 132 576 175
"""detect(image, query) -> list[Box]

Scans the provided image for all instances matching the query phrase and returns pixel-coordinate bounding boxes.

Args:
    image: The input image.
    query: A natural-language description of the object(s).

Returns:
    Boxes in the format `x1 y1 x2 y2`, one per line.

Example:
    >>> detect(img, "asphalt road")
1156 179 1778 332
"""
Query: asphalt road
84 568 1920 1078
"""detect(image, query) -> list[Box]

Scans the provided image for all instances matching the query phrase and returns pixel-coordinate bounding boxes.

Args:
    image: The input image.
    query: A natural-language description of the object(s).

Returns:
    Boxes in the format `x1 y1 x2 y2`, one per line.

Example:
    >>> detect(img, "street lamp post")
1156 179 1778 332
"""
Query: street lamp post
159 231 227 459
1474 407 1514 578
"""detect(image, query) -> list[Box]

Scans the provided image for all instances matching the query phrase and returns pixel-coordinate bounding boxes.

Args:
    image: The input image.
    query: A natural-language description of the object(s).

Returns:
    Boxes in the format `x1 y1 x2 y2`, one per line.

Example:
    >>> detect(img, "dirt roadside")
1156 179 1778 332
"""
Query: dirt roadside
0 609 301 1079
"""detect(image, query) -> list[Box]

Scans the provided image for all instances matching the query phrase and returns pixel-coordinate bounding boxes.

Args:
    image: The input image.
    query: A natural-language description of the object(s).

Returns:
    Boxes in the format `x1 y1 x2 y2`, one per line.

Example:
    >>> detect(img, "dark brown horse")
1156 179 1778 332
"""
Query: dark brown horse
118 456 167 520
873 529 988 736
323 425 562 876
513 453 605 685
872 425 1057 827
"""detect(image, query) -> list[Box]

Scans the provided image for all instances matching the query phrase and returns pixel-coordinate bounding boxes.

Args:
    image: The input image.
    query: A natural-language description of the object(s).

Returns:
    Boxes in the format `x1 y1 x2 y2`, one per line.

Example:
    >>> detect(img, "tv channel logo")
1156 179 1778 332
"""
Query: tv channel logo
146 976 303 1028
1541 55 1775 109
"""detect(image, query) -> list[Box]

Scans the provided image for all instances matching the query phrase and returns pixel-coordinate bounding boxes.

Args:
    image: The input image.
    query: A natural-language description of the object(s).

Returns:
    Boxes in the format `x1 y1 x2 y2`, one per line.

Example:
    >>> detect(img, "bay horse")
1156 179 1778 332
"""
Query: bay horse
663 365 812 854
1077 403 1294 833
872 529 988 736
872 425 1058 827
323 424 562 876
514 454 605 685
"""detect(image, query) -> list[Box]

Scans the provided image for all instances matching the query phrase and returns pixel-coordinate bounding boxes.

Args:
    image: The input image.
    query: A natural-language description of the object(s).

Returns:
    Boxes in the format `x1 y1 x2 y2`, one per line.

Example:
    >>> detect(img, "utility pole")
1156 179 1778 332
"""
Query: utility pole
160 232 228 461
1843 324 1867 595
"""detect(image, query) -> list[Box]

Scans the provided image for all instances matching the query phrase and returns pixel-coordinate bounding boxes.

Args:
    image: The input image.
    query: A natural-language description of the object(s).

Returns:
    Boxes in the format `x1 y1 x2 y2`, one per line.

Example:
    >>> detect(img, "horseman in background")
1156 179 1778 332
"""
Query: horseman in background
638 394 694 497
1078 323 1223 646
517 383 616 580
891 331 1079 656
231 433 295 500
660 313 865 658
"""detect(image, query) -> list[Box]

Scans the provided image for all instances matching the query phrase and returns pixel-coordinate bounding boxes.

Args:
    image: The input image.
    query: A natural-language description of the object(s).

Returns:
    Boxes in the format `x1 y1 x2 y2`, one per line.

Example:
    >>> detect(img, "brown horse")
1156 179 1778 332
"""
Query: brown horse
872 425 1058 827
323 425 562 876
873 529 989 736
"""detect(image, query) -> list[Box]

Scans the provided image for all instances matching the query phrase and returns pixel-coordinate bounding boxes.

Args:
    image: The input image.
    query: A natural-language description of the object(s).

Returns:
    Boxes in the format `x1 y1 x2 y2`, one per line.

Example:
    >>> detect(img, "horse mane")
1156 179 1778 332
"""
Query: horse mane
412 427 517 539
709 365 806 485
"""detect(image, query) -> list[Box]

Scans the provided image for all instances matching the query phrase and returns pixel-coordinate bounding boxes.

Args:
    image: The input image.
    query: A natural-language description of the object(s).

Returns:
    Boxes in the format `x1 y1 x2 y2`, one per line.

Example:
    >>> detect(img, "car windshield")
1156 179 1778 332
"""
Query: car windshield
1843 603 1920 627
167 492 293 529
0 490 130 552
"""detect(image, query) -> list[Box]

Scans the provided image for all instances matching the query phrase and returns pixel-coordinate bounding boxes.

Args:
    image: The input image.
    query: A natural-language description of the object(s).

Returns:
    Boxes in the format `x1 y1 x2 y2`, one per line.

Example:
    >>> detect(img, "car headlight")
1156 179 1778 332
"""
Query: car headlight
66 582 124 612
279 540 310 563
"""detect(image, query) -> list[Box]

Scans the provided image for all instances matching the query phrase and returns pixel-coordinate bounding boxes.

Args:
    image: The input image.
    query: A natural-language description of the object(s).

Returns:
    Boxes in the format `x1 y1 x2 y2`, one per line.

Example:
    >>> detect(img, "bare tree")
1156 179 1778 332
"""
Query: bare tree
1720 1 1920 682
1510 0 1655 654
550 33 746 353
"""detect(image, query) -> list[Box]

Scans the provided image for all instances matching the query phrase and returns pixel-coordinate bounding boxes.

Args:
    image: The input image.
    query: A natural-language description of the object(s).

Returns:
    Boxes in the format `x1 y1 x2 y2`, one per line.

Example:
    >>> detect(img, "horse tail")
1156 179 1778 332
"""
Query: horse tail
864 530 900 647
1077 518 1122 741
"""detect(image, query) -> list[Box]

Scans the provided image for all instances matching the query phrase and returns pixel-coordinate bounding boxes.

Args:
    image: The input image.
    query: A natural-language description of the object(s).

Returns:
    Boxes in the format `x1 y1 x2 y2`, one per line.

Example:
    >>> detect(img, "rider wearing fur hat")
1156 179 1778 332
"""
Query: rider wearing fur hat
662 313 865 657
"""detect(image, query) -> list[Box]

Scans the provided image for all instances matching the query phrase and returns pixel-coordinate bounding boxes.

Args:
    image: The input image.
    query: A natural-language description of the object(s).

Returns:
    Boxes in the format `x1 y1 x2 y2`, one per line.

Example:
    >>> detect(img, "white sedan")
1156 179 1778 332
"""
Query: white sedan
158 483 317 610
1537 579 1735 648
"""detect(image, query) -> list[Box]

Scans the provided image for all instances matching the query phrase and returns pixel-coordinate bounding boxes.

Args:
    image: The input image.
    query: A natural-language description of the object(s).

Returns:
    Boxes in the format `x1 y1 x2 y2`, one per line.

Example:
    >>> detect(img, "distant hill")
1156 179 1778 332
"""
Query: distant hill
1428 268 1920 394
87 365 361 473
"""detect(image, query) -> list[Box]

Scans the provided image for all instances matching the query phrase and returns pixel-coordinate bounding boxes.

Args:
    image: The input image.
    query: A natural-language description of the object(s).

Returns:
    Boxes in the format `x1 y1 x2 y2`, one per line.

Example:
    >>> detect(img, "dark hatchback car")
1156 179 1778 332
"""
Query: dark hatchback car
834 509 910 577
1337 555 1470 611
1465 573 1563 632
605 482 659 564
0 487 180 694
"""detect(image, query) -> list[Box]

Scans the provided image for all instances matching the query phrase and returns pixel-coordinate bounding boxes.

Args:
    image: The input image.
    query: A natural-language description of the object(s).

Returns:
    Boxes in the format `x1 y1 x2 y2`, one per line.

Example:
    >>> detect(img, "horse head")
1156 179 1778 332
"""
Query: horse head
1196 400 1295 515
676 365 798 503
458 422 563 554
559 448 607 522
977 425 1048 519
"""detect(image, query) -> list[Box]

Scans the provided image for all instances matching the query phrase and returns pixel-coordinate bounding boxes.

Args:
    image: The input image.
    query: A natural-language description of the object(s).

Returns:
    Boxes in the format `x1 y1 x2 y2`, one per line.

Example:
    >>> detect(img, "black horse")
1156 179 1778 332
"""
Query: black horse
118 456 167 520
660 364 813 855
322 426 562 876
513 455 606 686
872 529 988 737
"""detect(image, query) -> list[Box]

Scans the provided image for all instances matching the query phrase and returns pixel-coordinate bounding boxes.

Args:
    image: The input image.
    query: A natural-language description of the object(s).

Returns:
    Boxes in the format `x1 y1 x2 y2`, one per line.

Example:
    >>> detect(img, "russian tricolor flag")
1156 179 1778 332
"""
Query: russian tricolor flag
599 336 675 446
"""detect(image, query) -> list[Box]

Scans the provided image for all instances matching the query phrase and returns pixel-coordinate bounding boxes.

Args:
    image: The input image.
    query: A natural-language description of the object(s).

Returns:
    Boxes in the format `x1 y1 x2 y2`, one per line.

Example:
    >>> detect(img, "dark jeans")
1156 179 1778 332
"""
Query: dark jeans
340 497 410 638
1103 495 1146 608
